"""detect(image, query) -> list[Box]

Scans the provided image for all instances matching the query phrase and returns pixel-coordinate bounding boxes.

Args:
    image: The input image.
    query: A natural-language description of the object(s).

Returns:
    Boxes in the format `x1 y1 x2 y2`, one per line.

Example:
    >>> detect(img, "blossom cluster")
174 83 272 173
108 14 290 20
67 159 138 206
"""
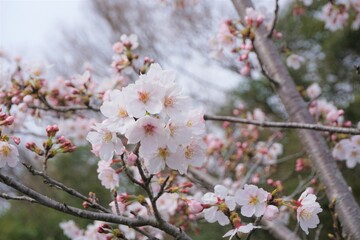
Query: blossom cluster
192 184 322 238
87 62 206 189
333 135 360 168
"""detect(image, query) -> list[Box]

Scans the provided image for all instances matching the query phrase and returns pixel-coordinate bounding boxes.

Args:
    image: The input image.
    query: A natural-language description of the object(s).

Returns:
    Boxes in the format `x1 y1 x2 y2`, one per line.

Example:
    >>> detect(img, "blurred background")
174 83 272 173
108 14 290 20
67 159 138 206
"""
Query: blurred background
0 0 359 239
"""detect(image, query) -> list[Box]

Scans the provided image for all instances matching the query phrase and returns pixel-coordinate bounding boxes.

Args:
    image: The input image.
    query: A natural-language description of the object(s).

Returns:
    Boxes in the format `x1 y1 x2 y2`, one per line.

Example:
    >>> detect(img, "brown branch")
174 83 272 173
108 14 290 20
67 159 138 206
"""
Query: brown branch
0 192 37 203
23 163 110 213
268 0 279 38
0 171 192 240
204 115 360 135
231 1 360 238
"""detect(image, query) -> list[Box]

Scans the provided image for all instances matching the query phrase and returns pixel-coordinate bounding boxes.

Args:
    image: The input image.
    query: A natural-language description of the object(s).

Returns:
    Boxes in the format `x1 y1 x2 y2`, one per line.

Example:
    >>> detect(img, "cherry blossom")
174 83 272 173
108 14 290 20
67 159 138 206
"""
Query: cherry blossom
0 141 19 168
201 185 236 226
86 123 125 161
97 160 119 190
123 80 164 118
286 54 305 70
59 220 84 239
306 83 322 100
223 223 261 240
296 189 323 235
125 115 166 154
235 184 269 217
100 89 135 134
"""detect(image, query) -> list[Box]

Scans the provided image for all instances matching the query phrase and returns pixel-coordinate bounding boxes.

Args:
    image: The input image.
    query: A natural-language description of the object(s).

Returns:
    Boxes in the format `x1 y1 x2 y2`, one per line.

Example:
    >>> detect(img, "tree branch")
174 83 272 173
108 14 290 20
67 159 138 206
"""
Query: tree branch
204 114 360 135
0 171 192 240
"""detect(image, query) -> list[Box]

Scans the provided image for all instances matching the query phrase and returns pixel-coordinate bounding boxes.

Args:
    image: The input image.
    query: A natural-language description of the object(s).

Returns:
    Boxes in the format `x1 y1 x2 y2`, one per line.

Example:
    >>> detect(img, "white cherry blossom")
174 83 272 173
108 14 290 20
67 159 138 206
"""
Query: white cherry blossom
97 160 119 190
86 123 124 161
125 115 166 154
296 190 323 235
235 184 269 217
201 185 236 226
223 223 261 240
123 80 164 118
100 89 135 134
0 141 19 168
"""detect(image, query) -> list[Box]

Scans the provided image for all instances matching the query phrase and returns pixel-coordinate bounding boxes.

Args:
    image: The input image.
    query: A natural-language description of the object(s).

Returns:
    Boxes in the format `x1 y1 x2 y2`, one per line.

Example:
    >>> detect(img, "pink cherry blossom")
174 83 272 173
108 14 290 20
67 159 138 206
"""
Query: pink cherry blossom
201 185 236 226
296 189 323 235
286 54 305 70
235 184 269 217
306 83 322 100
123 80 164 118
86 123 125 161
263 205 279 221
0 141 19 168
97 160 119 190
223 223 261 240
125 115 166 154
100 89 135 134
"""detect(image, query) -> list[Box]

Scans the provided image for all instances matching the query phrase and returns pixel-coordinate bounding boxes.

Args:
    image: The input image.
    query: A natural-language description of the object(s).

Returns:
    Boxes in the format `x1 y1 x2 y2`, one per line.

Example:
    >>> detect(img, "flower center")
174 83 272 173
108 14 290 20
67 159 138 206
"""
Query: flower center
0 145 11 157
185 145 194 159
249 195 259 205
118 107 128 118
164 96 174 108
102 132 113 143
138 91 150 104
157 147 169 160
300 209 312 220
143 124 155 136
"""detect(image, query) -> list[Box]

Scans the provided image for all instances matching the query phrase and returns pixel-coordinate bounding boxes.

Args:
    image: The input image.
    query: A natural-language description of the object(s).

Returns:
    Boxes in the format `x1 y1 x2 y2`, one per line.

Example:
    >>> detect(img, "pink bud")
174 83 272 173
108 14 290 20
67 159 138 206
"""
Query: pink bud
12 136 21 145
240 63 251 76
264 205 279 221
126 152 138 166
4 116 15 125
187 199 203 214
23 95 33 103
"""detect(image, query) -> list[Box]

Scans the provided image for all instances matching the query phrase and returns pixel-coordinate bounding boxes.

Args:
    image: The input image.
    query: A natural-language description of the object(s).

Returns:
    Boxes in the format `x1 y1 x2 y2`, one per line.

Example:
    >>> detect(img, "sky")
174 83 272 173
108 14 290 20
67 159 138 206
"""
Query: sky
0 0 84 59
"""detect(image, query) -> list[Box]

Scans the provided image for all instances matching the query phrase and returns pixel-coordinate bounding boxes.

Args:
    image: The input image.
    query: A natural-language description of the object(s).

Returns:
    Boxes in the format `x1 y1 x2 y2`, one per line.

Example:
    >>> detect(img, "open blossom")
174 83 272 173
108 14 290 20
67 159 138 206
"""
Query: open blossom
59 220 83 239
306 83 321 100
201 185 236 226
317 2 349 31
97 160 119 190
286 54 305 70
333 138 360 168
125 115 166 153
123 80 164 118
100 89 135 134
139 143 174 174
120 34 139 50
162 83 191 118
167 139 206 174
86 123 125 161
235 184 269 217
296 190 323 235
223 223 261 240
0 141 19 168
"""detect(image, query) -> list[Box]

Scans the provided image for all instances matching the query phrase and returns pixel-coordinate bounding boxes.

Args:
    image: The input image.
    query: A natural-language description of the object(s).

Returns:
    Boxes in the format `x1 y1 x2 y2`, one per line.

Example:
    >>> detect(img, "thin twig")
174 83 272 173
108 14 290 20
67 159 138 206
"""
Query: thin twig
268 0 279 38
23 163 110 213
204 114 360 135
0 192 37 203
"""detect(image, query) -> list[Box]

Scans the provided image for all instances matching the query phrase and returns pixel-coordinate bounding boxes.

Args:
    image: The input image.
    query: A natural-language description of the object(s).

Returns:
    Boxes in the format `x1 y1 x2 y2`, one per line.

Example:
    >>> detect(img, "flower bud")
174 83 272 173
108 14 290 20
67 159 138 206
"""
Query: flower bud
264 205 279 221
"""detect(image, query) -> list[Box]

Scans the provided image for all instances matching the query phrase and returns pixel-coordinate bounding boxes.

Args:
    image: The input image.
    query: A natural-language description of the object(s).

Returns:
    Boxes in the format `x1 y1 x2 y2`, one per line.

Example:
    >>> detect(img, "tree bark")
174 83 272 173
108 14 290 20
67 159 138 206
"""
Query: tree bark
231 1 360 239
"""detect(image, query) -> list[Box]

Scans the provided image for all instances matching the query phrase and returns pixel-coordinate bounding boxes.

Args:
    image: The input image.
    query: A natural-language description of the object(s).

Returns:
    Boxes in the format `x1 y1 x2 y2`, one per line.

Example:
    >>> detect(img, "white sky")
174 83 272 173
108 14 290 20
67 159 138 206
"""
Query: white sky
0 0 84 59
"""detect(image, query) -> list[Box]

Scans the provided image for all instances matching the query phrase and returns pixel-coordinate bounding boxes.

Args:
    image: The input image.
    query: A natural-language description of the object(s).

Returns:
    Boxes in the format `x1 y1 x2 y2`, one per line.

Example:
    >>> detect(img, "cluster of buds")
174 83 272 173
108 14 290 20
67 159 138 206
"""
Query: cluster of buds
111 34 139 73
26 125 76 160
0 111 15 126
166 181 193 194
